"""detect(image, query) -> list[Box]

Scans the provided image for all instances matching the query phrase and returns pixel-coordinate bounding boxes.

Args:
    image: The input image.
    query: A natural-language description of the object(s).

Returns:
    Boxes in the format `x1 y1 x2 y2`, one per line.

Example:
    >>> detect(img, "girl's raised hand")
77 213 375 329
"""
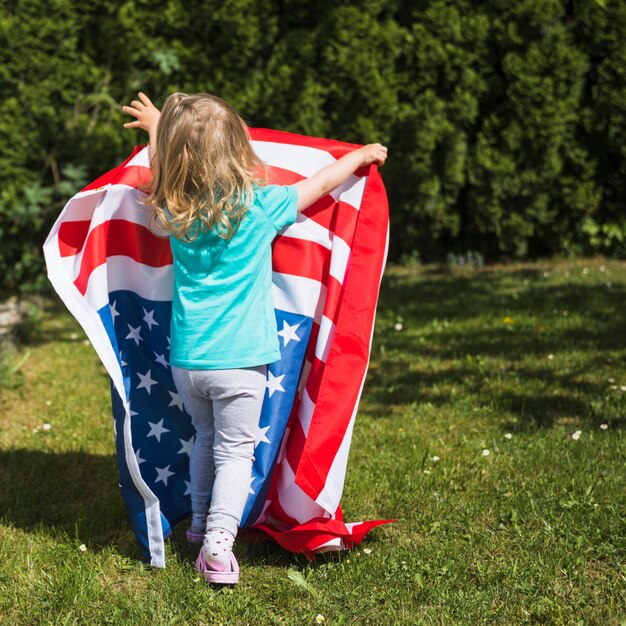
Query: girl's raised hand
357 143 388 167
122 92 161 133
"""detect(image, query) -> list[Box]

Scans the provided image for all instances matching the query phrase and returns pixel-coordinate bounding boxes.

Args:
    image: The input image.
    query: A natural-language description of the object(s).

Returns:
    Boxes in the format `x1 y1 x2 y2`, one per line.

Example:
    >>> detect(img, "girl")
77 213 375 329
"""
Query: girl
122 92 387 584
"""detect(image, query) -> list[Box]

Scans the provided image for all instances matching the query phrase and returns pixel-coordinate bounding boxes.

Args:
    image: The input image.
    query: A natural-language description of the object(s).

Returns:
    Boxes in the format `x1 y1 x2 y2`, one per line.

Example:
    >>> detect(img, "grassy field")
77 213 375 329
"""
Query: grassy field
0 257 625 625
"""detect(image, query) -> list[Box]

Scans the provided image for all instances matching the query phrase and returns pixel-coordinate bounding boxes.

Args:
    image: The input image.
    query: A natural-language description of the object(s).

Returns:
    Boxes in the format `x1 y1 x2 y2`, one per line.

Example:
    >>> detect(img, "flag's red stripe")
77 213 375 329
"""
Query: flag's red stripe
294 165 389 502
285 412 307 474
60 218 344 302
272 237 330 283
73 220 172 295
58 220 91 257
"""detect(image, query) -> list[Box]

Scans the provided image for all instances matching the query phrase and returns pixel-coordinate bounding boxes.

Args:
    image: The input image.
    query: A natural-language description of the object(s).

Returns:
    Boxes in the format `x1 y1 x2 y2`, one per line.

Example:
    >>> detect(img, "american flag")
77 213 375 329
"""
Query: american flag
43 128 394 567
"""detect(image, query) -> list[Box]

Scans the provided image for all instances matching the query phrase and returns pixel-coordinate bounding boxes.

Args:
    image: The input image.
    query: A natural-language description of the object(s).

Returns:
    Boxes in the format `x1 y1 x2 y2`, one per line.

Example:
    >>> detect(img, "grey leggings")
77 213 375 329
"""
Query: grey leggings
171 364 267 537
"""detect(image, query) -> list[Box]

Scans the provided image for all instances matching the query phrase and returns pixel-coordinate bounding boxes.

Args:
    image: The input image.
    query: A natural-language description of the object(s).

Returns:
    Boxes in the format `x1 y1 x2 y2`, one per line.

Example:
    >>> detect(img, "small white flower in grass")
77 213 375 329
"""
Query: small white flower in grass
610 385 618 390
193 577 201 582
394 322 403 331
620 386 626 392
78 544 87 552
83 339 90 346
582 267 589 275
363 548 372 555
563 310 569 316
482 449 490 457
608 378 615 383
42 423 51 431
547 354 554 360
606 282 612 288
70 332 78 340
571 430 582 440
423 469 431 474
45 400 52 406
315 615 325 624
564 271 570 277
600 424 608 430
600 265 606 272
431 456 440 462
543 271 550 277
504 433 513 440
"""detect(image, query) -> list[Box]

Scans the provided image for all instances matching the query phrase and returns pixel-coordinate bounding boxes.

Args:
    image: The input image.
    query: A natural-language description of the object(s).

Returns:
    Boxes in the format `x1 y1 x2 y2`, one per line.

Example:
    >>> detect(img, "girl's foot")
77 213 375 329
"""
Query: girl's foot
196 548 239 585
202 528 235 571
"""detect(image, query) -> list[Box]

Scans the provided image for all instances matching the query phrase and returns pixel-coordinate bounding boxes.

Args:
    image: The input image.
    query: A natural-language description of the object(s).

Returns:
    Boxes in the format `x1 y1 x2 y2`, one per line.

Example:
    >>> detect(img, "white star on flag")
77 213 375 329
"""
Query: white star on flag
277 320 301 347
184 480 192 496
178 435 195 457
135 448 146 465
110 300 120 322
147 418 169 442
254 424 271 448
166 336 170 349
168 390 184 412
143 307 159 330
266 371 285 397
155 465 175 486
154 351 169 368
137 369 157 394
126 323 143 346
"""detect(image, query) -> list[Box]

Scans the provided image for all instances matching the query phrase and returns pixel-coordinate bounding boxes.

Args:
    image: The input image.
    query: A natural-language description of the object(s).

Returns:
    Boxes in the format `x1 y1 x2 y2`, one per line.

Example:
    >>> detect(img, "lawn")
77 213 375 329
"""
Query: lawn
0 257 625 625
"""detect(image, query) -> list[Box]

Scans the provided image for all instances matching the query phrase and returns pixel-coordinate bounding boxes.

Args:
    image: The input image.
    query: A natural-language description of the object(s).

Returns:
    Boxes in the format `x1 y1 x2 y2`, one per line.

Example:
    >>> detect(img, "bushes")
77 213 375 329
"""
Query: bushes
1 0 625 295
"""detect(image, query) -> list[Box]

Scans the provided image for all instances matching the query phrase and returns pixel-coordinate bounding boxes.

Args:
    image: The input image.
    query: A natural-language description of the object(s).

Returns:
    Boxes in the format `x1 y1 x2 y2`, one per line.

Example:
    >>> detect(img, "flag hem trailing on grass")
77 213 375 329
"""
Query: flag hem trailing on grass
43 128 395 567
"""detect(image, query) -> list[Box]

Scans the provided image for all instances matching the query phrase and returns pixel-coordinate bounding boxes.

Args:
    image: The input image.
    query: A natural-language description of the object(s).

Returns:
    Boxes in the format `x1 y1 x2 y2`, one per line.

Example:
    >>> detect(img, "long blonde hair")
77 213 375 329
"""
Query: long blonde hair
143 92 266 242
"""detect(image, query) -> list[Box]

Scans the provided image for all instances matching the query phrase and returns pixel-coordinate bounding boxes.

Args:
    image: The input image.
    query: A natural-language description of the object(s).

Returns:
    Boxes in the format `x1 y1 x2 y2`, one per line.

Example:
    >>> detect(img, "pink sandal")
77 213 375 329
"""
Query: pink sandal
196 548 239 585
186 528 204 543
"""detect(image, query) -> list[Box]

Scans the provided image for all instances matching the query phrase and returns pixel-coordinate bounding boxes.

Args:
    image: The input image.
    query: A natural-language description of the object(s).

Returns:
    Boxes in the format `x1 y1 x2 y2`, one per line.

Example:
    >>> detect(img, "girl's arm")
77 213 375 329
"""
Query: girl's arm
293 143 387 211
122 92 161 166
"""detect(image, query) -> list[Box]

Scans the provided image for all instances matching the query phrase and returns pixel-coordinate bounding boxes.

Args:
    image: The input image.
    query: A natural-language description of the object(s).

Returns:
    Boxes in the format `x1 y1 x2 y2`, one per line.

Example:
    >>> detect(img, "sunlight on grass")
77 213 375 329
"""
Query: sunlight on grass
1 258 625 624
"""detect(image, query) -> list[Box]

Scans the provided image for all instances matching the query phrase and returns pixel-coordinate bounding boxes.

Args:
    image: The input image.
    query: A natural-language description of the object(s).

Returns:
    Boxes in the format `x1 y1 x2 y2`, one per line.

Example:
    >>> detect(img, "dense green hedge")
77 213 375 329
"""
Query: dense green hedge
1 0 624 295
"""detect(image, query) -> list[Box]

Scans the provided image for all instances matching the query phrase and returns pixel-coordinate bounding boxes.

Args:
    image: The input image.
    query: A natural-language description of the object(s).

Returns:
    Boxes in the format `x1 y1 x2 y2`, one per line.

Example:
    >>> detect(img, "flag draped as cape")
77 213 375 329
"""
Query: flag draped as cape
43 128 393 567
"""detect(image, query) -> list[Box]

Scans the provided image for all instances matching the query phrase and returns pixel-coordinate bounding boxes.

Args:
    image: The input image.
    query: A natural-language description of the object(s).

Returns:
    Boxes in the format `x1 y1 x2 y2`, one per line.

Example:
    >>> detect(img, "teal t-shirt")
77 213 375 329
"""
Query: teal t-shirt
168 184 299 369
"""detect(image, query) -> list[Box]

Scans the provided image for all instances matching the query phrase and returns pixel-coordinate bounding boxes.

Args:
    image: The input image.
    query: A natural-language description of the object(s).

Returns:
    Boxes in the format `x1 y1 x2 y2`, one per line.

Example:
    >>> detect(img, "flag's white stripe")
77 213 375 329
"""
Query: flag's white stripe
126 146 151 167
314 221 390 514
83 259 174 310
271 272 325 320
297 388 315 437
314 315 335 364
252 140 367 209
74 255 327 323
63 141 365 221
42 230 165 567
274 452 331 524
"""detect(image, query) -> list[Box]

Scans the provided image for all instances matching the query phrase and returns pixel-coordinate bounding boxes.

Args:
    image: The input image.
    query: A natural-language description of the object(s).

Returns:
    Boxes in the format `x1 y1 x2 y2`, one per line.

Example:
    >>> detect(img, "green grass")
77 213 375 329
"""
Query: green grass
1 257 625 625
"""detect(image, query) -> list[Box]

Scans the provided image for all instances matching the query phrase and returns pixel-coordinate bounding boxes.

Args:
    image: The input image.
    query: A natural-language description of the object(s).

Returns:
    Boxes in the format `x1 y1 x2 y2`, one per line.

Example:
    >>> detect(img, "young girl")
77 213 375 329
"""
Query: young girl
122 92 387 584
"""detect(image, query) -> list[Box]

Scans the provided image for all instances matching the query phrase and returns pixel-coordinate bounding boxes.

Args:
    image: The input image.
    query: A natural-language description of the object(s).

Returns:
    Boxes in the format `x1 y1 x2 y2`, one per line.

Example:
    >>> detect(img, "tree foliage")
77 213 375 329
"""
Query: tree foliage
1 0 625 295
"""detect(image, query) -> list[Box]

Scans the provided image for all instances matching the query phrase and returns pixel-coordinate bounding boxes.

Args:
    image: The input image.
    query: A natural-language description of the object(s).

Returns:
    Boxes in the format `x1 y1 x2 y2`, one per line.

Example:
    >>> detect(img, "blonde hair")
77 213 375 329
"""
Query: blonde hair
143 92 266 242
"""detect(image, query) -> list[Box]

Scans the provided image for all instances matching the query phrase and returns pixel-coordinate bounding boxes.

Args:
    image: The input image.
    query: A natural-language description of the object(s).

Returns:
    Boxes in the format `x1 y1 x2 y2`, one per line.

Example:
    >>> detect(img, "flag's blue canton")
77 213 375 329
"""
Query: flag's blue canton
96 289 312 559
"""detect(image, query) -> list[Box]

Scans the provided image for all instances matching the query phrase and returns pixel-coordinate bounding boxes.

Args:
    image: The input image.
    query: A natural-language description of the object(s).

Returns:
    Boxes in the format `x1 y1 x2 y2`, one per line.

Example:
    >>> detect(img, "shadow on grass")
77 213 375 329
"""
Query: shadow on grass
0 448 142 557
366 267 626 431
0 448 313 569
